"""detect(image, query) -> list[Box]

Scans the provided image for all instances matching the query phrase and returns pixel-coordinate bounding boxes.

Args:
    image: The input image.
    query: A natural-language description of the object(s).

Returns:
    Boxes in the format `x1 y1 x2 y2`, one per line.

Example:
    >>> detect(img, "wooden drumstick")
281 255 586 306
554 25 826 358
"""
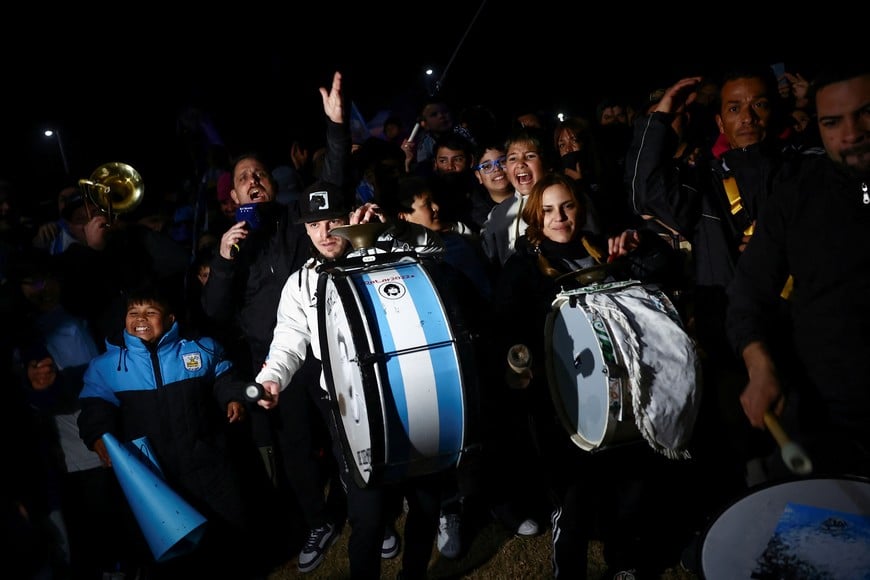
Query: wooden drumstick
763 411 813 475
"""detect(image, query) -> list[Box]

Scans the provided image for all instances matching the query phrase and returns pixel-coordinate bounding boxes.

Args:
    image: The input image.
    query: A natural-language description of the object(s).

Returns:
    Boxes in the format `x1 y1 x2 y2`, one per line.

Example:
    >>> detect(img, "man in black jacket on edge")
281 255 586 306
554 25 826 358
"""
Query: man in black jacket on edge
624 64 809 564
727 66 870 481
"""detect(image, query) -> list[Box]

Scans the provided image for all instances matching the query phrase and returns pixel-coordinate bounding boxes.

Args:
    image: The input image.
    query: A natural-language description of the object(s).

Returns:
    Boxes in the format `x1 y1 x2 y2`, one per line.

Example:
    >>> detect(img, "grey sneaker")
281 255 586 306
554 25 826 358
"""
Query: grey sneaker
382 525 400 559
437 513 462 559
297 523 338 573
516 518 540 537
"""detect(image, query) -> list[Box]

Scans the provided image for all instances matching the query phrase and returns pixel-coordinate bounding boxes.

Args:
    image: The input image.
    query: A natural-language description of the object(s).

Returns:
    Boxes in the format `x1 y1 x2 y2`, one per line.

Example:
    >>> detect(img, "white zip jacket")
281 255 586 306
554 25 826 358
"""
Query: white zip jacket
254 223 444 393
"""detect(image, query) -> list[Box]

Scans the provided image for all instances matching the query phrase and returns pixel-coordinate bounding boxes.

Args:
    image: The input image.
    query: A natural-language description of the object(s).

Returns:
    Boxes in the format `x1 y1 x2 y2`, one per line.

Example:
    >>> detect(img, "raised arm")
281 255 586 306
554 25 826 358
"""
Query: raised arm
318 71 352 191
625 77 705 237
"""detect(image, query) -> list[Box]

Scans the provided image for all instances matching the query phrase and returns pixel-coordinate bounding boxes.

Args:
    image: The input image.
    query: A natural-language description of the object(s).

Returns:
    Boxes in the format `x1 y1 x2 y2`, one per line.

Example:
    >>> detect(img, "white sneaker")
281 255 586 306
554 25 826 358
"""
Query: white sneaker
516 518 540 536
437 513 462 559
382 525 400 559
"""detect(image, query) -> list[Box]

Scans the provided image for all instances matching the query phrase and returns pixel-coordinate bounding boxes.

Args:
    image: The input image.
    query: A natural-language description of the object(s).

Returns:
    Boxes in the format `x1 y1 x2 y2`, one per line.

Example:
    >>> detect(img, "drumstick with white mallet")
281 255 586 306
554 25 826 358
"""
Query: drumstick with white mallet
243 382 273 403
763 411 813 475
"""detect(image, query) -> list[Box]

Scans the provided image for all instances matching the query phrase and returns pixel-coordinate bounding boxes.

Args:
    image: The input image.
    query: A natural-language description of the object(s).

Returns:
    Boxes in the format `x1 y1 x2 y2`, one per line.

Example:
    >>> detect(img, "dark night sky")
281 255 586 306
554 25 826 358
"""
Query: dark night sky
0 2 834 213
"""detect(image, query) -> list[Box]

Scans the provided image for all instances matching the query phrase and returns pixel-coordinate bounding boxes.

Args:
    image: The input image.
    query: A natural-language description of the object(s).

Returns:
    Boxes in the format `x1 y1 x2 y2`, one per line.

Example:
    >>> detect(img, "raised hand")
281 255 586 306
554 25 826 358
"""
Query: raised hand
320 71 344 125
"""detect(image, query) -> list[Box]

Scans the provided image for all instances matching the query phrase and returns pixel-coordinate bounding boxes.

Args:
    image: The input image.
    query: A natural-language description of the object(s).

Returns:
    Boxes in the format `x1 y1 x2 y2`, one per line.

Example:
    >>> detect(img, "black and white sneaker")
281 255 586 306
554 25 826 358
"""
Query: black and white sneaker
382 524 400 559
297 523 338 573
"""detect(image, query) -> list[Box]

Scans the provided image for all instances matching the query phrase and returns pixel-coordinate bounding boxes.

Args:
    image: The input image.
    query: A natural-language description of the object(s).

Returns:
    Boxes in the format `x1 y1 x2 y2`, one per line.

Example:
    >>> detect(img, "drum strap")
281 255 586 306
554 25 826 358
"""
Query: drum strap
536 236 605 279
580 236 604 263
722 176 754 236
722 177 794 300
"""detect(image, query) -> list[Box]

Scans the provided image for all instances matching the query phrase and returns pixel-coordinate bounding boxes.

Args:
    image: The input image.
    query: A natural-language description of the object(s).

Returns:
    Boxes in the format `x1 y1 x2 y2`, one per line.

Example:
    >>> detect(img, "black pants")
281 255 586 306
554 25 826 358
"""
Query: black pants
328 411 445 580
550 442 684 579
61 466 132 578
276 353 346 532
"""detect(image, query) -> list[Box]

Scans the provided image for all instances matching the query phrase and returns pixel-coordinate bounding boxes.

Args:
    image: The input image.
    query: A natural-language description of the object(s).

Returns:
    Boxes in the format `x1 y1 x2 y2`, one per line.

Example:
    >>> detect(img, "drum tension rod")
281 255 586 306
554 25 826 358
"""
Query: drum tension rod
356 341 456 365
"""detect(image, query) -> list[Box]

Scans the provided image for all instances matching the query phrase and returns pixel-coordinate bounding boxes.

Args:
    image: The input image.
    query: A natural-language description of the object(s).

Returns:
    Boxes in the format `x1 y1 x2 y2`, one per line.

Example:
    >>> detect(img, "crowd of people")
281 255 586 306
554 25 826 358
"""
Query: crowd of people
2 62 868 580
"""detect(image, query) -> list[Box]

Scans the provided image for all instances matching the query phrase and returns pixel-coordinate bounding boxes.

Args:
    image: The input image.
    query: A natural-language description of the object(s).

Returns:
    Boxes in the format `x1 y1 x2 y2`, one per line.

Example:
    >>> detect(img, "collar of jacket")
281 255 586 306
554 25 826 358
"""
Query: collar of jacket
121 321 181 353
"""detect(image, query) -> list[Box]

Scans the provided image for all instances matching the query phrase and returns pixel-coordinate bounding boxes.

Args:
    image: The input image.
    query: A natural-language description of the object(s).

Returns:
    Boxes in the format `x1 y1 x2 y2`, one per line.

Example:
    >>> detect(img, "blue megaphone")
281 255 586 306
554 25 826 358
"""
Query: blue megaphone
102 433 208 562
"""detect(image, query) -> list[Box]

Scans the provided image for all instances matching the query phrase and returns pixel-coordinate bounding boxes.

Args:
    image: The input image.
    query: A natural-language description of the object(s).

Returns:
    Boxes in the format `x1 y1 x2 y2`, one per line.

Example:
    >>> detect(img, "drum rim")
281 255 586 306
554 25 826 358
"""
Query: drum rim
318 269 386 488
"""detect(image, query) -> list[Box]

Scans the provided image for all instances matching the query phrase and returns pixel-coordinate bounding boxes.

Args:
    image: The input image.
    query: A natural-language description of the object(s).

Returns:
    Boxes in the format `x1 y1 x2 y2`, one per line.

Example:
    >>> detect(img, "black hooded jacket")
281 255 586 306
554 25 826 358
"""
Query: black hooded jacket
201 120 350 373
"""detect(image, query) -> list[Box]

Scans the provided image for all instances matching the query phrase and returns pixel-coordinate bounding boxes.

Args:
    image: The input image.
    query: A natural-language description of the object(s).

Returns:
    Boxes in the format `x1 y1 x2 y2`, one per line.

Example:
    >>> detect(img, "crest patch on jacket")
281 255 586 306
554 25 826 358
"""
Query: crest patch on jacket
182 352 203 371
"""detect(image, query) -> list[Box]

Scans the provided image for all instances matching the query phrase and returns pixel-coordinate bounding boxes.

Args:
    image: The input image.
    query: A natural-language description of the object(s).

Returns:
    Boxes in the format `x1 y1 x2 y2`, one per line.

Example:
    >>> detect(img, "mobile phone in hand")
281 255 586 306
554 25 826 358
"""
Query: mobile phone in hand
770 62 788 86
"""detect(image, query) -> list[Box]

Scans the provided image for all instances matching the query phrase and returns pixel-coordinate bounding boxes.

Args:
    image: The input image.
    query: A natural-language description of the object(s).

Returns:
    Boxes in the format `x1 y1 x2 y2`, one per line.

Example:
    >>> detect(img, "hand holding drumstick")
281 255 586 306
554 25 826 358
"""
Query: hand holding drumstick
763 411 813 475
246 381 278 410
739 342 812 475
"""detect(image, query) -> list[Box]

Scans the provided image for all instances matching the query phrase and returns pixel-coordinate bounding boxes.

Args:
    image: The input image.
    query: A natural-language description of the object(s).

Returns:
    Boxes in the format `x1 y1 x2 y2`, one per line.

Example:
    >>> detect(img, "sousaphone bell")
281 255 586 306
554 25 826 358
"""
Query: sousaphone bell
78 162 144 224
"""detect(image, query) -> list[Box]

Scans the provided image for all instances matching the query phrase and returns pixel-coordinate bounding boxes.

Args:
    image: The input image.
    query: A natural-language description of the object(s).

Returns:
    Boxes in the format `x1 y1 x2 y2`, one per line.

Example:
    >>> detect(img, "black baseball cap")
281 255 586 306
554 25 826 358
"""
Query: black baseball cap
295 181 350 224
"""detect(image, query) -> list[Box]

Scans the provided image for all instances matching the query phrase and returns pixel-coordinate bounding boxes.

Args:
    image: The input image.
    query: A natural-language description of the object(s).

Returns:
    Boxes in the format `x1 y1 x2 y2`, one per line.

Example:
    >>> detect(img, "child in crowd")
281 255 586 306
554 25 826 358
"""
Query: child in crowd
77 284 262 578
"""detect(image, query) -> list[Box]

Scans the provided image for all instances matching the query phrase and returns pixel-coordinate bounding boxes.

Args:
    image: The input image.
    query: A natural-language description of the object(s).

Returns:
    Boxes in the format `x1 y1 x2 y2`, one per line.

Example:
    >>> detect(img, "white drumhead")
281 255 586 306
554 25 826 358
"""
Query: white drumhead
319 260 466 486
546 297 611 450
701 476 870 579
321 275 377 485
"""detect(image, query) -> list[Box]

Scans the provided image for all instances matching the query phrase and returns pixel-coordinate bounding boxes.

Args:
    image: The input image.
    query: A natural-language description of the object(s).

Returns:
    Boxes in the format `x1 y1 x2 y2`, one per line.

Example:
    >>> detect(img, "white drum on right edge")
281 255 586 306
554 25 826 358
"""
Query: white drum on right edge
701 476 870 579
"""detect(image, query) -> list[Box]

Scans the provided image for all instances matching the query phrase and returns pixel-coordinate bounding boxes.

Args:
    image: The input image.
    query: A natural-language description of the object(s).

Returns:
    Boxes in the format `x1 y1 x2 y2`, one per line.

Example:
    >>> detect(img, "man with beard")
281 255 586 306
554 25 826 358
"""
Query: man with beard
726 65 870 480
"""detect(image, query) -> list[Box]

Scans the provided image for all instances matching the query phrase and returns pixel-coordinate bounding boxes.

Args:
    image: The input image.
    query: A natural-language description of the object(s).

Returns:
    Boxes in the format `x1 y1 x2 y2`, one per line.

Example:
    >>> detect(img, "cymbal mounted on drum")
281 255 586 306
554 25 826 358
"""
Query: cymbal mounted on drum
329 222 390 262
78 162 144 225
554 262 616 290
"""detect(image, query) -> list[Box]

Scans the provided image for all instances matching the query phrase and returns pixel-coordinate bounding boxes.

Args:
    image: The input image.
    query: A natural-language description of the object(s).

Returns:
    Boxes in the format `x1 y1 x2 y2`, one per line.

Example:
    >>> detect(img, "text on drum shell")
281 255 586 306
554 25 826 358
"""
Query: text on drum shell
363 274 415 285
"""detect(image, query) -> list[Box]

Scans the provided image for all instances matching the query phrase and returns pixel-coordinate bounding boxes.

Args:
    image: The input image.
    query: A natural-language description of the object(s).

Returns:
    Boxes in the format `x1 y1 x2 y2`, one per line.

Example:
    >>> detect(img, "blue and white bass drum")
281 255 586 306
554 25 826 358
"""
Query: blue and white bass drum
317 255 467 487
544 280 701 458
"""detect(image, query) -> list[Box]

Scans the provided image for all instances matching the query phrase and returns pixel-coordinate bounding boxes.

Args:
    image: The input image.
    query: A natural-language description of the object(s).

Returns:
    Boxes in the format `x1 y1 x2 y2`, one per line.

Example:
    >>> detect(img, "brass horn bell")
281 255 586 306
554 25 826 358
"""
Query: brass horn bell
78 162 144 222
329 222 390 251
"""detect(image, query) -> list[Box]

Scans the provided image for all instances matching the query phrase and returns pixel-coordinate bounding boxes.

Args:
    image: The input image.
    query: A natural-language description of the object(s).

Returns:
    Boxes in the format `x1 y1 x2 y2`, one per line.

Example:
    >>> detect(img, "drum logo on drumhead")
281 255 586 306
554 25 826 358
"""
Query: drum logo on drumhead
378 282 406 300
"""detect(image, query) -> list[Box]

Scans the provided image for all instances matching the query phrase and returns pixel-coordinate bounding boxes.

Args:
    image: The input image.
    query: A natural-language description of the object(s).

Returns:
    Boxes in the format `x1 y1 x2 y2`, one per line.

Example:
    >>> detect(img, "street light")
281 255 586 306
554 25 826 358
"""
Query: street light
44 129 69 176
422 66 440 97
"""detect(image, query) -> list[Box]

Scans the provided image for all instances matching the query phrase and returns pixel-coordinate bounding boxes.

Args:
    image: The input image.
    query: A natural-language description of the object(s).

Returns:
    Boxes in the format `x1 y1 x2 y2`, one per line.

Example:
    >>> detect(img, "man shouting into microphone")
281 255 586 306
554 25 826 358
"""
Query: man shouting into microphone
199 71 353 572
